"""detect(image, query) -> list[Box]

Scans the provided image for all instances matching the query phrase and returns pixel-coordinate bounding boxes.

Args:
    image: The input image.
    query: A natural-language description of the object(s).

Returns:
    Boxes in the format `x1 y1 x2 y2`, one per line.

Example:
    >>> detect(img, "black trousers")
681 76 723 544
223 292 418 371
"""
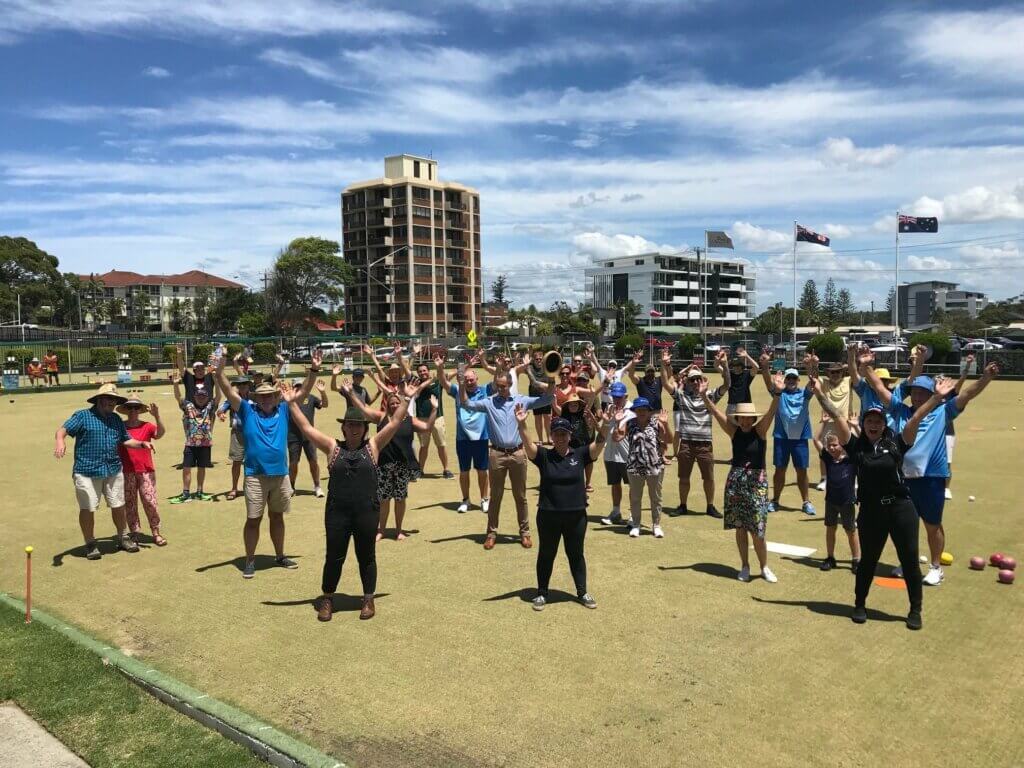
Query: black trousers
855 498 922 612
322 509 378 596
536 507 588 597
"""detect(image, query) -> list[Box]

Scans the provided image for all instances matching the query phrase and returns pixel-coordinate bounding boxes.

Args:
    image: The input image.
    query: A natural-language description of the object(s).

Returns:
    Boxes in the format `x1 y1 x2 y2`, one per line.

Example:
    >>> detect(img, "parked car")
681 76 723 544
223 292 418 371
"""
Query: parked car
989 336 1024 350
963 340 1003 351
289 346 312 361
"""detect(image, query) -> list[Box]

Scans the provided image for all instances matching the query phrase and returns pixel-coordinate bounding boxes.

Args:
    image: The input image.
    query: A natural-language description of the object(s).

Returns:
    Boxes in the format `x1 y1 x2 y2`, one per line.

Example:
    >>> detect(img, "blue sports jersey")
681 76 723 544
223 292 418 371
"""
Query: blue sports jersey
773 385 813 440
854 379 896 429
888 381 959 478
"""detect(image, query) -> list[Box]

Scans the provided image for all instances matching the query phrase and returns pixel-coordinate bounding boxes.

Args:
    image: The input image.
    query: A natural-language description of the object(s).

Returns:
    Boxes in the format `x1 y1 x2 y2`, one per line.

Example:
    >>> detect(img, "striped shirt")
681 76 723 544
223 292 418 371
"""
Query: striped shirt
674 385 725 441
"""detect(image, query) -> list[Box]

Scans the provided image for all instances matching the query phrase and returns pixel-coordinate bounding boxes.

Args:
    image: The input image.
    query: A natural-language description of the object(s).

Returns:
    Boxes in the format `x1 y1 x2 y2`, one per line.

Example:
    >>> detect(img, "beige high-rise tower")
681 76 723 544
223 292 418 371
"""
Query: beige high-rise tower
341 155 482 337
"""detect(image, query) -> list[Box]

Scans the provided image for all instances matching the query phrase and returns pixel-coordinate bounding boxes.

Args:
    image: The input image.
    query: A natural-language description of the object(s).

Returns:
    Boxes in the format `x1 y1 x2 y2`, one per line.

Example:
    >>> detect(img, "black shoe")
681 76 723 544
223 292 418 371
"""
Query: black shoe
84 540 102 560
706 505 723 519
442 470 455 479
851 558 860 574
820 556 837 572
667 505 688 517
851 606 867 624
906 610 923 631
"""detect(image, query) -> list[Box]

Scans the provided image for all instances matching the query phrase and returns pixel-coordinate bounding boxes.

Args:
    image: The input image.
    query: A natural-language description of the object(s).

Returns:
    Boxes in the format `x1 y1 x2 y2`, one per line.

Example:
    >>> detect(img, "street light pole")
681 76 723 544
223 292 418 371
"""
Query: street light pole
364 244 409 338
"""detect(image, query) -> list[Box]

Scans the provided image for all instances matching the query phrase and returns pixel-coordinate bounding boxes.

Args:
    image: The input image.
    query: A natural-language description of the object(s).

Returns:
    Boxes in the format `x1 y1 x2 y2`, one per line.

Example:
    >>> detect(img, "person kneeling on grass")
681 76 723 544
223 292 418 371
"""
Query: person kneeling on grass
170 374 217 503
816 375 957 631
517 407 612 611
117 398 167 546
817 433 860 572
54 383 156 559
701 377 780 583
283 378 424 622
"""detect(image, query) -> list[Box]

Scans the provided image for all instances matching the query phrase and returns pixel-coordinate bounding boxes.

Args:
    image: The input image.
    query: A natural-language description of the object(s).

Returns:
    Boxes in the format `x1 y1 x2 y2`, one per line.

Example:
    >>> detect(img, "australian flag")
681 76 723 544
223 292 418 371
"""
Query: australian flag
796 224 830 247
898 214 939 233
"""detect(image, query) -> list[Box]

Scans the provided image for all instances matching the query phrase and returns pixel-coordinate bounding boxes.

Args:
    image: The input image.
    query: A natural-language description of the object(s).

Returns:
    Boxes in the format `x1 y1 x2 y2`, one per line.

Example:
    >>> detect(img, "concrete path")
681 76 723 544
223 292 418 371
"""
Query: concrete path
0 703 89 767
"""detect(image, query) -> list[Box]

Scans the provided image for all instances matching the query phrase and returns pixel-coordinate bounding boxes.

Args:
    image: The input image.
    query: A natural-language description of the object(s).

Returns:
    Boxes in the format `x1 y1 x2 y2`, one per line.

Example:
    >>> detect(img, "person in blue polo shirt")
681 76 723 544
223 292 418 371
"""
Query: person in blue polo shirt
758 352 816 516
435 354 490 515
865 362 1000 586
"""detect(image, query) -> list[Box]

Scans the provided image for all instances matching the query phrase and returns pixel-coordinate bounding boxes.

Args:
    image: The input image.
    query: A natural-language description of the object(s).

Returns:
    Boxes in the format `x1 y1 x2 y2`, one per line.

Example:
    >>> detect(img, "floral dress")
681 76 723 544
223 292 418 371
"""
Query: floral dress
724 429 768 537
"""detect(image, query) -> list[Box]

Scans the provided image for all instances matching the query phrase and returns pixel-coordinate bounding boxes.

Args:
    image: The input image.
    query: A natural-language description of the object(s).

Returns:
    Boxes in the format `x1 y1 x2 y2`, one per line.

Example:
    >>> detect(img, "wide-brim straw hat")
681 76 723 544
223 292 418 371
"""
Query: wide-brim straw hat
563 393 583 404
116 398 149 415
252 382 279 395
730 402 763 422
87 382 128 405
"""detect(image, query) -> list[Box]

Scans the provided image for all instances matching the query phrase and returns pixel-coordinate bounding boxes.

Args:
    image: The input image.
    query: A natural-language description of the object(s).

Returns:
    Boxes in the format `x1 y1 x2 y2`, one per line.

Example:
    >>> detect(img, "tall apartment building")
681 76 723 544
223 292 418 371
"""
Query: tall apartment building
585 251 756 332
897 280 988 327
341 155 482 337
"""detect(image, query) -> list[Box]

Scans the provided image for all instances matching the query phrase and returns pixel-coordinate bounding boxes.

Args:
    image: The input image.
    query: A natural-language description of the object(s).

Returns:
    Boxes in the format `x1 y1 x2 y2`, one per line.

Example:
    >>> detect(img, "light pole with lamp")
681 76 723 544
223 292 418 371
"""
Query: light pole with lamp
362 244 409 340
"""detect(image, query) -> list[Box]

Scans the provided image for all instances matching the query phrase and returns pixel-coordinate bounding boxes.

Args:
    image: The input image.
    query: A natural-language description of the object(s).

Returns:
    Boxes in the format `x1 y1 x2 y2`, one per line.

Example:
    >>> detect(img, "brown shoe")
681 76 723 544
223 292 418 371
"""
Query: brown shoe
359 596 375 620
521 534 533 549
483 533 497 550
317 596 333 622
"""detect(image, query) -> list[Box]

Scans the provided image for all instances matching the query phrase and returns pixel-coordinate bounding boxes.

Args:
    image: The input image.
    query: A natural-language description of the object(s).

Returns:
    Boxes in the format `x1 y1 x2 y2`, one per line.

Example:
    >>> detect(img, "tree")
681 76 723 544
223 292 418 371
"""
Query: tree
798 279 820 320
821 278 839 327
128 289 151 331
266 237 352 332
192 287 212 333
207 287 263 332
168 298 186 332
491 273 509 305
0 236 65 324
885 287 896 318
835 288 855 322
613 299 642 337
942 310 985 337
979 302 1024 326
752 304 792 338
103 297 125 326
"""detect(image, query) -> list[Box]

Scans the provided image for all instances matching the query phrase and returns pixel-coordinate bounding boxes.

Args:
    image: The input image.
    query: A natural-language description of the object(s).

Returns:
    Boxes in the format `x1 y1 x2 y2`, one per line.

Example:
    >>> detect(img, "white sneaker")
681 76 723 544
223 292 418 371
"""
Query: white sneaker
652 525 665 538
923 565 944 586
762 567 778 583
944 488 953 500
481 498 490 514
815 479 826 492
628 527 641 538
737 566 751 582
314 486 324 498
457 500 469 514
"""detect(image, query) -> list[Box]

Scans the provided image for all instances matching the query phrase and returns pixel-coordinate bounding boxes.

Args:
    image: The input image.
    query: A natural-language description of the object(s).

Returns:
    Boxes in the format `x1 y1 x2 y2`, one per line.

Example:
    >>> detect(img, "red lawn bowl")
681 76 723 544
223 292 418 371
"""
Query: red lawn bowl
1000 557 1017 571
990 553 1005 566
969 556 986 571
997 570 1015 585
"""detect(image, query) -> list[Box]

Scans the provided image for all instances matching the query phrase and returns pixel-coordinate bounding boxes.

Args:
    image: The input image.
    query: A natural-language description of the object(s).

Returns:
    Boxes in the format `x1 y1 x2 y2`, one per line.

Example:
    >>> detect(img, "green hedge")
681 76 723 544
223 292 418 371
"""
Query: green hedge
614 333 644 358
124 345 151 368
252 342 277 363
162 344 178 363
807 332 845 361
2 348 71 368
226 343 245 360
908 331 953 362
369 337 387 347
89 347 119 367
193 344 214 363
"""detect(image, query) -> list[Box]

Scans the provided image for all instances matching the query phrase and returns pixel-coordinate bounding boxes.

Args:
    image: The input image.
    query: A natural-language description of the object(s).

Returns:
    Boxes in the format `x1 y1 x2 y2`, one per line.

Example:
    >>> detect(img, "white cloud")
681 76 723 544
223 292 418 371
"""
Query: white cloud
822 137 899 168
732 221 790 252
907 182 1024 224
897 9 1024 82
142 66 170 78
906 255 953 270
571 232 680 261
0 0 431 39
571 132 603 149
959 242 1020 267
822 223 852 239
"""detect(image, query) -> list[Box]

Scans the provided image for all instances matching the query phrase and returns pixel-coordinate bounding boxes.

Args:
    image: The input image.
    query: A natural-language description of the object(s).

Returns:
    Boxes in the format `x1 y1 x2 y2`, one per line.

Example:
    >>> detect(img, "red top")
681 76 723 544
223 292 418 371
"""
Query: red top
119 421 157 473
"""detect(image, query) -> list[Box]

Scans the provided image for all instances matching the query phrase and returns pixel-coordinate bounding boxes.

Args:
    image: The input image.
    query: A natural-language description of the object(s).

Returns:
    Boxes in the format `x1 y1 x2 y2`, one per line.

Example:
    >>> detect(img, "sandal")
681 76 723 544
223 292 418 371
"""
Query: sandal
225 490 239 500
153 534 168 547
585 485 594 494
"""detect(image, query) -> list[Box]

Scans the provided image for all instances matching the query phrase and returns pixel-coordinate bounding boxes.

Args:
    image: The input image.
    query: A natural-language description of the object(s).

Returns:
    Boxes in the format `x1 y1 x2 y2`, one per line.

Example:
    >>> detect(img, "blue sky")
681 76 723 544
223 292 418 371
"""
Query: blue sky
2 0 1024 314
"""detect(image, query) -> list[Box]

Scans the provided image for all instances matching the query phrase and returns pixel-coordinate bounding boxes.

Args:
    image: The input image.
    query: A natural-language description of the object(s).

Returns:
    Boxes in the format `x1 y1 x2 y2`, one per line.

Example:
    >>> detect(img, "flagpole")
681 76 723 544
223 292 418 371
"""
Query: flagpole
792 220 798 366
894 210 901 368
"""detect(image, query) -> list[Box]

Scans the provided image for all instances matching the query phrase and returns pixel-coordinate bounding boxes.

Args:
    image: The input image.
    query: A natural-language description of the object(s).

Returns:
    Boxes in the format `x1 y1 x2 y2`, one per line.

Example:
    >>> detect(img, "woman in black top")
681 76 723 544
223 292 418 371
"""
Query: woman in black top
516 405 612 611
726 347 759 413
815 375 956 630
284 378 430 622
703 375 781 583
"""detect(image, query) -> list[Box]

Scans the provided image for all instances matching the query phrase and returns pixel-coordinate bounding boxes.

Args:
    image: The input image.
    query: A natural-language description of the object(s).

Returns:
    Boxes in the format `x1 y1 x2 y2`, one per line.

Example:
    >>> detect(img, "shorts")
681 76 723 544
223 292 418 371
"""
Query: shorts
378 461 415 501
677 440 714 478
532 405 552 416
825 501 857 531
183 445 213 468
456 439 489 472
773 438 809 470
244 475 292 519
73 472 125 512
907 476 946 526
228 430 245 463
945 435 955 465
288 439 317 463
605 461 628 485
417 416 447 448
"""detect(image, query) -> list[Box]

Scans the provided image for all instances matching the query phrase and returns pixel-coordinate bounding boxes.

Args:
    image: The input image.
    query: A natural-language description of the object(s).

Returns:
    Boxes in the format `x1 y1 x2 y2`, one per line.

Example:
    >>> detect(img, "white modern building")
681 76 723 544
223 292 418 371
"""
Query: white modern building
897 280 988 327
585 251 756 333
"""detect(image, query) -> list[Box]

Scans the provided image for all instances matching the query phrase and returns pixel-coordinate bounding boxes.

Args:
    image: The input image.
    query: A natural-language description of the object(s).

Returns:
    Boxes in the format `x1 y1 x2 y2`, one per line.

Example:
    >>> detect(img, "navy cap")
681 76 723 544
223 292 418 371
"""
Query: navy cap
352 368 365 376
551 417 573 433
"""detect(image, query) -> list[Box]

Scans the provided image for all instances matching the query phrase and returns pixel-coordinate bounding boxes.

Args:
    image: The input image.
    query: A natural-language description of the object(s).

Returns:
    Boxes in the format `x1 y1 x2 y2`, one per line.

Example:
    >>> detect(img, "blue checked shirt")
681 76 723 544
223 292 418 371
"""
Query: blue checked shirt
63 407 130 477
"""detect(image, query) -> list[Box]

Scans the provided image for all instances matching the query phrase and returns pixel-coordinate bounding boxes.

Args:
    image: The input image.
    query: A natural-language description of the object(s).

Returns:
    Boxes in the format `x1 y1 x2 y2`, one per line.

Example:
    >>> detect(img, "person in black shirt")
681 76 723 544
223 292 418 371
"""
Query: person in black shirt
703 376 780 583
516 406 612 611
726 347 759 414
818 433 861 572
815 375 956 630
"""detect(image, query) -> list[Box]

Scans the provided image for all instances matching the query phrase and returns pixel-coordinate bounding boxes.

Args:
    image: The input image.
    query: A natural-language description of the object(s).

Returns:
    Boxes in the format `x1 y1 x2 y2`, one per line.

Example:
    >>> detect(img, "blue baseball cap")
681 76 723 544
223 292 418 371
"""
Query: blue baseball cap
551 417 573 433
909 375 934 393
631 397 653 411
609 382 628 397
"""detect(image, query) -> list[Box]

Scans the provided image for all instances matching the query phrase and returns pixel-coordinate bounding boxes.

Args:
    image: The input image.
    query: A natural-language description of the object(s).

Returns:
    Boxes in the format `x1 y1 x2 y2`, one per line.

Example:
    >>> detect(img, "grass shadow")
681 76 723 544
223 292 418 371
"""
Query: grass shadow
429 532 520 545
262 593 391 614
195 554 302 573
411 501 464 512
52 537 119 567
658 562 738 580
378 528 421 540
586 515 634 534
483 587 578 604
751 597 905 622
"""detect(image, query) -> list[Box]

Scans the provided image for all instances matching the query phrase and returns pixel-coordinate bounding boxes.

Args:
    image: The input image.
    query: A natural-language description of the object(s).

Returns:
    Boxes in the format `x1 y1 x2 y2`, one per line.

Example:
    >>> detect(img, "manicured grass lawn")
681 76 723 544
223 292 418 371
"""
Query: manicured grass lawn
0 376 1022 767
0 603 264 767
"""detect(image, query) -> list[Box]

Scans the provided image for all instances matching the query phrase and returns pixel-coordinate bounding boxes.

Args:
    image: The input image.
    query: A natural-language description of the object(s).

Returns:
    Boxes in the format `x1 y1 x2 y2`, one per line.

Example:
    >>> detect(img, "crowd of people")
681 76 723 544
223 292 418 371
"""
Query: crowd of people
51 340 1000 630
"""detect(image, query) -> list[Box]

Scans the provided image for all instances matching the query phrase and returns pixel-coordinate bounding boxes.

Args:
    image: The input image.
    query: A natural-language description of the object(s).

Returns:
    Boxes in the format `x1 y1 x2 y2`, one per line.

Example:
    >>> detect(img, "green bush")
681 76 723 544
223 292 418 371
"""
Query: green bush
908 331 953 362
678 333 699 357
124 345 151 368
614 333 644 358
162 344 178 363
3 348 32 364
226 343 245 360
369 337 387 347
193 344 214 363
252 342 277 363
89 347 119 367
807 332 845 361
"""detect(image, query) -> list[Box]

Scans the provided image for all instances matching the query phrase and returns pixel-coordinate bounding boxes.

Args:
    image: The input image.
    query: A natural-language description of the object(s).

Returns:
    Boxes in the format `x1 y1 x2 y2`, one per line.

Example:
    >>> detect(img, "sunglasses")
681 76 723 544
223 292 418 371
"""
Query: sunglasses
124 405 144 410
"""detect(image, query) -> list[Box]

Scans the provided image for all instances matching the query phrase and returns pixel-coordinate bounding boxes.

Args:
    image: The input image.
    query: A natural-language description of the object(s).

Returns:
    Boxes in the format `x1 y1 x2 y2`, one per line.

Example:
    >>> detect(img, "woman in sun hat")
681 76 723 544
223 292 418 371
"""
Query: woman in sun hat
701 375 781 583
54 383 156 560
116 397 167 545
284 378 428 622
